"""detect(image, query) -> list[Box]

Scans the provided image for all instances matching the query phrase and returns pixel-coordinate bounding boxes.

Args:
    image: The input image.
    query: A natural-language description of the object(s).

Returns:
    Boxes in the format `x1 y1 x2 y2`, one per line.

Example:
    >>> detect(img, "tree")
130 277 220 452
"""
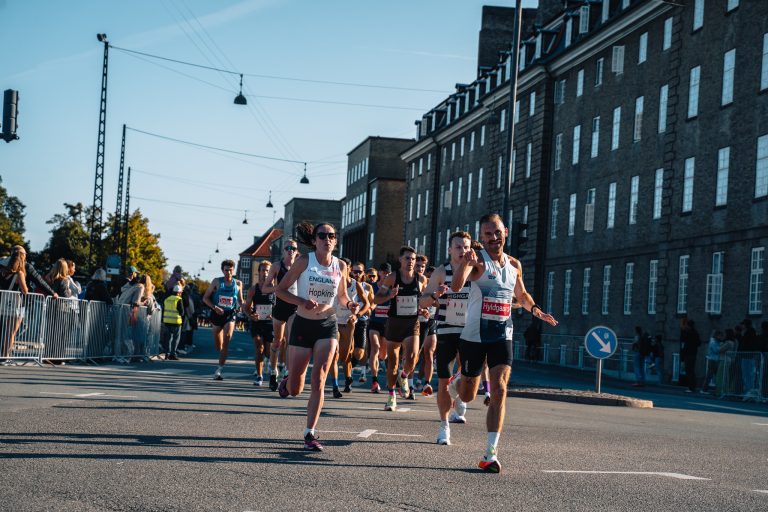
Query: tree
103 209 167 290
41 202 91 268
0 176 26 254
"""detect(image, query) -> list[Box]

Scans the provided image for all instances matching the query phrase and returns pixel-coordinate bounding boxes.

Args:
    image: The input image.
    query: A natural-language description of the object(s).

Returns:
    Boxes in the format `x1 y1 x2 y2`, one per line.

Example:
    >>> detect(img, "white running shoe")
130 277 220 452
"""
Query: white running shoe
447 374 460 400
437 426 451 445
213 367 223 381
448 410 467 424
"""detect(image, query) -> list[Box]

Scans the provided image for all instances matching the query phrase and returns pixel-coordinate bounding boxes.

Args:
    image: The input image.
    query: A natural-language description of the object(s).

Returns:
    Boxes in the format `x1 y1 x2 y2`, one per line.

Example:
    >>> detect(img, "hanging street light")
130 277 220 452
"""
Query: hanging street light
300 163 309 184
266 191 273 209
242 211 248 224
234 74 247 105
215 244 220 254
227 229 233 241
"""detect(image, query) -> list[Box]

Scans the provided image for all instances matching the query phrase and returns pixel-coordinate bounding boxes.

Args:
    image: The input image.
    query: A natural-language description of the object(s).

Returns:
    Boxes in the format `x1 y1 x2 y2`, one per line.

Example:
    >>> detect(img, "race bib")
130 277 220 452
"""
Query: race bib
443 296 467 326
217 296 234 309
396 295 418 316
374 305 390 318
481 296 511 321
255 304 271 319
336 305 351 324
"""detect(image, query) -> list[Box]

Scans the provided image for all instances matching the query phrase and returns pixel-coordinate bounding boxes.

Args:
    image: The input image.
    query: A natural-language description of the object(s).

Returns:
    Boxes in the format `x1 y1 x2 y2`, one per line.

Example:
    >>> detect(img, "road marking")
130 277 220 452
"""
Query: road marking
357 429 377 438
316 429 422 439
542 471 709 481
688 402 768 415
39 392 138 398
753 423 768 426
753 490 768 494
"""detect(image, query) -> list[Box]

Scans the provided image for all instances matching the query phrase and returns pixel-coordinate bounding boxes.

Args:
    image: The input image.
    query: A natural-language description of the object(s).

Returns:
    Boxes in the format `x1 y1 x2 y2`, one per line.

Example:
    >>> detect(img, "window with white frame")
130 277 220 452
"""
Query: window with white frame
683 157 695 212
466 172 472 203
648 260 658 314
757 135 768 198
727 0 739 11
497 156 503 189
416 193 421 219
612 45 624 74
572 125 581 165
529 91 536 117
565 18 573 48
623 263 634 315
579 5 590 34
480 125 486 146
653 168 663 219
595 58 604 86
585 188 595 232
611 106 621 150
408 196 413 221
470 131 475 152
424 190 429 217
457 177 462 206
659 84 669 133
716 147 729 206
705 252 724 314
368 232 375 261
564 269 572 316
478 168 483 199
722 49 735 106
749 247 764 314
591 116 600 158
555 79 566 105
601 0 609 22
554 133 563 171
688 66 701 118
410 162 415 180
370 186 377 215
445 229 450 259
500 109 506 132
582 268 591 315
422 235 426 254
514 100 520 124
511 149 517 184
526 142 532 178
241 257 251 270
418 158 423 176
762 34 768 91
633 96 644 142
693 0 704 31
568 193 577 236
607 182 616 228
577 69 584 97
677 255 689 314
440 184 445 209
602 265 611 315
474 221 480 240
447 180 453 208
663 17 673 51
546 272 555 312
621 0 629 8
427 153 431 170
638 32 648 64
522 204 529 237
442 147 447 165
629 176 639 225
551 198 559 239
519 45 526 71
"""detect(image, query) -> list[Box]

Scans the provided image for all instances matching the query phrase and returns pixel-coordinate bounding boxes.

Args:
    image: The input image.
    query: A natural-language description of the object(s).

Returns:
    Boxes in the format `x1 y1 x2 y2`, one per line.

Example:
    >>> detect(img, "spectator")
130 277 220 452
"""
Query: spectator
165 265 183 295
85 269 113 304
631 325 651 387
48 259 73 298
66 260 82 299
161 284 185 360
115 265 144 363
648 334 664 375
0 245 29 361
680 318 701 393
116 266 142 306
738 318 761 397
702 330 724 393
524 319 541 361
138 274 158 314
45 259 75 361
179 281 197 355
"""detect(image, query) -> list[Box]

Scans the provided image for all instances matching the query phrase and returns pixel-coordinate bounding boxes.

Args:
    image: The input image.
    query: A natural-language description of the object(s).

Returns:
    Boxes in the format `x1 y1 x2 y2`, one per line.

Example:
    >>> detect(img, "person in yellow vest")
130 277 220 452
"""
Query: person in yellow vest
162 284 186 360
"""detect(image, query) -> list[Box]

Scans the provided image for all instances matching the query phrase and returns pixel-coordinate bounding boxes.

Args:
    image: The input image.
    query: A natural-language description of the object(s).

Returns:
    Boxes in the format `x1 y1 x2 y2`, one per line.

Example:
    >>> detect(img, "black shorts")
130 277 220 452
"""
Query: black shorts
458 339 513 378
385 317 420 343
289 315 339 349
368 321 386 335
353 319 368 350
419 320 436 344
435 332 461 379
211 309 237 327
272 299 297 322
249 321 274 343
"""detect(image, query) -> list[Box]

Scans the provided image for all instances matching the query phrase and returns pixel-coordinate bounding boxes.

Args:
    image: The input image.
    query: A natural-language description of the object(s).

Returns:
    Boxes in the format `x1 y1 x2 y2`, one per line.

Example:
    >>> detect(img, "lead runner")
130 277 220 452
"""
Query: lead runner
449 213 558 473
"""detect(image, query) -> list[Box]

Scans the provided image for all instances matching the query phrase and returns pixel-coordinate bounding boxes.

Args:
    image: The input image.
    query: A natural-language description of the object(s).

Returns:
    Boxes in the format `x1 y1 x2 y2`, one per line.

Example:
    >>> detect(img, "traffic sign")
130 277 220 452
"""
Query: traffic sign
584 325 618 359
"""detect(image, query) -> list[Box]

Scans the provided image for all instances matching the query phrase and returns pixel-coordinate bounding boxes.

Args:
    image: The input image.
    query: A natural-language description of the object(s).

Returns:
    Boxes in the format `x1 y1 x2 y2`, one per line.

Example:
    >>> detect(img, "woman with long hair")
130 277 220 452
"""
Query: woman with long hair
275 222 358 451
0 245 29 360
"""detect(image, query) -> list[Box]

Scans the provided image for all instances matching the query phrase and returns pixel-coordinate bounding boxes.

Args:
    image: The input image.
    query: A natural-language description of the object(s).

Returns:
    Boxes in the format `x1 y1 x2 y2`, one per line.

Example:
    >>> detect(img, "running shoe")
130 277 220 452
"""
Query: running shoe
269 373 278 391
279 367 288 380
253 375 264 387
397 373 410 398
414 379 424 393
453 397 467 417
436 426 451 446
406 389 416 400
333 387 343 399
484 393 491 406
167 354 180 361
213 367 223 381
421 383 434 397
447 373 460 400
478 458 501 473
304 433 324 452
344 377 353 393
384 394 397 411
371 381 380 394
277 376 290 398
448 410 467 424
358 368 367 383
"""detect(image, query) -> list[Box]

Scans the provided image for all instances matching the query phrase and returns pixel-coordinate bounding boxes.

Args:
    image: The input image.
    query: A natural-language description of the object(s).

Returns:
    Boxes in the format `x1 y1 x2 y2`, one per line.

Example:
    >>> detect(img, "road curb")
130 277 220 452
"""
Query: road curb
508 387 654 408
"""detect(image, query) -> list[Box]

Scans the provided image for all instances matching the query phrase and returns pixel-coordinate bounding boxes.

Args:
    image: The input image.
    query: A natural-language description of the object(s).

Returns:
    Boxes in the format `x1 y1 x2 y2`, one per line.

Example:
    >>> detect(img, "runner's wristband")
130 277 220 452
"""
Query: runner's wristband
531 304 542 315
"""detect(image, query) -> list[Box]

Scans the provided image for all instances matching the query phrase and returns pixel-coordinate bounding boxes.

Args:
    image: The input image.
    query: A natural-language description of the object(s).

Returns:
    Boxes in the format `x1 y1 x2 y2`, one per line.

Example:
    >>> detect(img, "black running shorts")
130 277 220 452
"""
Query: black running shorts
458 339 513 378
272 299 297 322
289 314 339 349
211 309 237 327
249 320 274 343
435 332 461 379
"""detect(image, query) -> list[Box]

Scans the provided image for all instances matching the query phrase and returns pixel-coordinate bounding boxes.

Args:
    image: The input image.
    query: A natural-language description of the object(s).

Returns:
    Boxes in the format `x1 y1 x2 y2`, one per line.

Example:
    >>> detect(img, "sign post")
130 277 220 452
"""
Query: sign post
584 325 618 394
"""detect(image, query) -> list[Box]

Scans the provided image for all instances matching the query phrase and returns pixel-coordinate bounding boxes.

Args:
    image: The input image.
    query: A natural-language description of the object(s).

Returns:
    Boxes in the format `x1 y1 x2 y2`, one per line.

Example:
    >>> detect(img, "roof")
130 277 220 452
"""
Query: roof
239 227 283 258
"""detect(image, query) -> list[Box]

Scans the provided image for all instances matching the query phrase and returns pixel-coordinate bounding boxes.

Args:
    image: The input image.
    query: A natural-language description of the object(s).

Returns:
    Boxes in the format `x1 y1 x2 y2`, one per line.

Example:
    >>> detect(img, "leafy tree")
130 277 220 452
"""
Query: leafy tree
42 202 90 268
0 176 26 254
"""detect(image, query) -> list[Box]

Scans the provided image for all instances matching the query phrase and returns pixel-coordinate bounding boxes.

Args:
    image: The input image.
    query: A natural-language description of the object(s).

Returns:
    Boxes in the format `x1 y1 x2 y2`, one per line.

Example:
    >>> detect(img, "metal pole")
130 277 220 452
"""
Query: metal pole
89 34 109 273
121 166 131 273
114 124 126 255
596 359 603 394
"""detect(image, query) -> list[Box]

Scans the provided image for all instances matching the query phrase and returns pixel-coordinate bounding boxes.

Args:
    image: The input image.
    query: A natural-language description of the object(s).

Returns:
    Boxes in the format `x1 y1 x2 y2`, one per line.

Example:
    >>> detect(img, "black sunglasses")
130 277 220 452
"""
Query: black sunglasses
316 232 336 240
284 246 297 252
351 269 363 274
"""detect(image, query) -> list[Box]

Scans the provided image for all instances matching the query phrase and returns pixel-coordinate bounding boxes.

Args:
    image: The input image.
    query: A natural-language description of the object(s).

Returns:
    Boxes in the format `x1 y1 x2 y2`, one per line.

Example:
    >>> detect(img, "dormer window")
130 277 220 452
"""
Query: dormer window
579 5 590 34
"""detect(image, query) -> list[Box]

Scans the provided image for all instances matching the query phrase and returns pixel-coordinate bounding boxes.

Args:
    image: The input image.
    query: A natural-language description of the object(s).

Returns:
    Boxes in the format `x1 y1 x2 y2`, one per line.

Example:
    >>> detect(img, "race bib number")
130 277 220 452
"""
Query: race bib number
336 305 351 324
255 304 271 319
443 297 467 326
481 296 511 321
217 296 234 309
396 295 418 316
374 305 390 318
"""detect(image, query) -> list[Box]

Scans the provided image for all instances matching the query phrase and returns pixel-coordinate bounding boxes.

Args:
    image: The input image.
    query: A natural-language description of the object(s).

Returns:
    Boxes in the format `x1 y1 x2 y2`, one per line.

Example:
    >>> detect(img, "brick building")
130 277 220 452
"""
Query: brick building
402 0 768 341
340 136 412 267
236 220 284 288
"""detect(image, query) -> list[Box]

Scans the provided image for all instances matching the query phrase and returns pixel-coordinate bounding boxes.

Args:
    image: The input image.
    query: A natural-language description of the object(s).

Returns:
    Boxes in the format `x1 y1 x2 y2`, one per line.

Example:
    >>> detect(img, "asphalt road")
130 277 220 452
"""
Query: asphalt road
1 327 767 511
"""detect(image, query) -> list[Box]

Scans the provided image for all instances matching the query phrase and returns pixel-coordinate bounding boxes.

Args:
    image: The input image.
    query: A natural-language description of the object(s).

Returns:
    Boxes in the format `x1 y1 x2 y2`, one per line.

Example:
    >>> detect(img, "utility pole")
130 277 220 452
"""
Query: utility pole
121 166 131 274
89 33 109 272
114 124 126 255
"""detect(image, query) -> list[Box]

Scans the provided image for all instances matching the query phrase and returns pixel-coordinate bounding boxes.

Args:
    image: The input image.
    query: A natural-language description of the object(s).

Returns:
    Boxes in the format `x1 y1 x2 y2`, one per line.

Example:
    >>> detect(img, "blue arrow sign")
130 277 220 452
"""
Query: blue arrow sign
584 325 618 359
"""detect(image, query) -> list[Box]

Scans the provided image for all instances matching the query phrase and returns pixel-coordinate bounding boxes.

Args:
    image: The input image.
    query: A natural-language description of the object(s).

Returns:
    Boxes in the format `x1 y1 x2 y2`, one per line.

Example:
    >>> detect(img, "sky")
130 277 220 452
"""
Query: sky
1 0 537 281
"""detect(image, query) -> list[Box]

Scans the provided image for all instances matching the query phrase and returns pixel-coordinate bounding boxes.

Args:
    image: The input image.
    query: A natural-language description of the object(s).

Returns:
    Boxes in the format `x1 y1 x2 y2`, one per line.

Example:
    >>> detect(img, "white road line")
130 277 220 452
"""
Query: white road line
753 490 768 494
542 471 709 481
753 423 768 426
688 402 768 415
38 392 138 399
373 432 422 438
316 428 423 439
357 429 377 438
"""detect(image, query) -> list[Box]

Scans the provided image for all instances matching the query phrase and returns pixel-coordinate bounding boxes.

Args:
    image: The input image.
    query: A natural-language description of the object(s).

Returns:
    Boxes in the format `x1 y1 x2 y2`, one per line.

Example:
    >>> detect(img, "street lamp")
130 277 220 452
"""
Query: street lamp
266 191 273 208
234 74 247 105
227 229 233 241
300 163 309 184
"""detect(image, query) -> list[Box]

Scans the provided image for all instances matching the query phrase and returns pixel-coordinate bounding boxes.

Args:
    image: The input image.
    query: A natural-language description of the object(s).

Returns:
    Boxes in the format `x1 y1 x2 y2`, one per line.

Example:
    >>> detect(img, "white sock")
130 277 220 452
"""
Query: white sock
440 420 449 428
485 432 500 460
303 427 315 437
407 378 414 388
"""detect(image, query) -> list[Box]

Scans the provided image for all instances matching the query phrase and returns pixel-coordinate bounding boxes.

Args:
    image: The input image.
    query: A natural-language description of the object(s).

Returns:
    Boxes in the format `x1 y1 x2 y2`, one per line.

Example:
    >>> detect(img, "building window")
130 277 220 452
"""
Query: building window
568 193 577 236
474 221 480 240
565 18 573 48
564 269 572 316
480 125 486 146
693 0 704 31
722 49 735 106
410 162 415 180
595 58 604 86
440 184 445 209
577 69 584 97
546 272 555 312
451 142 456 161
638 32 648 64
653 168 663 219
757 135 768 198
554 133 563 171
683 157 695 212
457 177 462 206
427 153 432 171
442 147 447 165
511 149 517 183
584 188 595 233
762 34 768 91
529 91 536 117
663 17 673 51
629 175 639 225
677 255 689 314
601 0 609 22
368 232 375 261
526 142 532 178
445 229 450 259
447 180 453 208
648 260 658 315
424 190 429 217
602 265 611 315
408 196 413 221
582 268 591 315
716 147 729 206
478 168 483 199
555 79 566 105
514 100 520 123
633 96 644 142
466 173 472 203
705 252 724 315
623 263 634 315
607 182 616 229
551 198 559 239
749 247 765 314
659 84 668 133
241 258 251 269
572 125 581 165
579 5 590 34
370 186 377 216
727 0 739 11
460 137 465 157
612 45 624 74
470 131 475 151
611 107 621 150
416 193 421 219
500 109 506 132
418 158 423 176
497 156 503 189
688 66 701 118
591 116 600 158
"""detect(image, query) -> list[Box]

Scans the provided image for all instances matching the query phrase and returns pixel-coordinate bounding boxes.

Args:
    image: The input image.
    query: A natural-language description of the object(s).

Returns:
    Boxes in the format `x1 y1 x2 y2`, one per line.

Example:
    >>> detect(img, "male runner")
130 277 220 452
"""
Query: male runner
244 260 275 386
413 255 437 399
348 262 374 387
202 259 247 380
366 268 389 393
449 214 558 472
332 260 370 395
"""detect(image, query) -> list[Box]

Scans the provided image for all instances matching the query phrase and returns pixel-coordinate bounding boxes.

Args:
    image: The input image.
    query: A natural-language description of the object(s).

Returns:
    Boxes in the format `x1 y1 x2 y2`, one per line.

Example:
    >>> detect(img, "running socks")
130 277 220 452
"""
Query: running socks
482 380 490 394
303 427 316 438
407 378 414 389
485 432 500 461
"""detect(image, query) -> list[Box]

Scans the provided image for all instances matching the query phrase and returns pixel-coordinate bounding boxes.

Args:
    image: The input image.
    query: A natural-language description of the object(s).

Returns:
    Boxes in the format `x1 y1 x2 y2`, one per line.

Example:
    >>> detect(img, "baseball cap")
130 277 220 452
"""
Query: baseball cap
173 284 183 293
127 265 139 273
379 262 392 272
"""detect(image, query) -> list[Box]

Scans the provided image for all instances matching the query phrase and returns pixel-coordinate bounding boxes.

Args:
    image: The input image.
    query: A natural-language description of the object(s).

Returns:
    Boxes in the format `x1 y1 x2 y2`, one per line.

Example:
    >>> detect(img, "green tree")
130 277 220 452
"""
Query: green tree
42 202 90 267
0 176 26 254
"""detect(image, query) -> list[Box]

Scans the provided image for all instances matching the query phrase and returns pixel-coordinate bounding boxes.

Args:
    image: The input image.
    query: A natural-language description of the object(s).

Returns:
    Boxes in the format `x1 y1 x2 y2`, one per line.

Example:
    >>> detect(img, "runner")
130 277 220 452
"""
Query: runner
275 222 358 451
419 231 472 445
373 246 428 411
348 261 373 388
366 268 389 393
202 259 246 380
414 255 437 399
244 260 275 386
449 213 558 472
262 239 299 391
330 259 369 396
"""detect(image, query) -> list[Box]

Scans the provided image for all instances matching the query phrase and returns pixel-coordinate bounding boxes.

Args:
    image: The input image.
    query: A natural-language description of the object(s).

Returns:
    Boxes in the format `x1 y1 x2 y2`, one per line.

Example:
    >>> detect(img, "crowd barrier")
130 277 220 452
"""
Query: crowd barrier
0 290 162 365
718 352 767 402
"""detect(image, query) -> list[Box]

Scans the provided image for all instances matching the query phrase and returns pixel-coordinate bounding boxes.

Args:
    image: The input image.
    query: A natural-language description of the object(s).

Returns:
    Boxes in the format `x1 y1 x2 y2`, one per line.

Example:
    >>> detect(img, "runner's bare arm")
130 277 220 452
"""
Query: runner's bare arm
260 264 280 293
419 266 448 308
451 249 483 292
512 259 558 326
373 273 397 304
355 281 370 317
244 285 257 318
275 255 309 307
237 280 246 315
337 260 359 314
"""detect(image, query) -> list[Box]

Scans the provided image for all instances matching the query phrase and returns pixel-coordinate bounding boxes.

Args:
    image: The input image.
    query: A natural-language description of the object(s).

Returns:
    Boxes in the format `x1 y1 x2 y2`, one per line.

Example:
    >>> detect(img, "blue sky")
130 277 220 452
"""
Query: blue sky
1 0 536 280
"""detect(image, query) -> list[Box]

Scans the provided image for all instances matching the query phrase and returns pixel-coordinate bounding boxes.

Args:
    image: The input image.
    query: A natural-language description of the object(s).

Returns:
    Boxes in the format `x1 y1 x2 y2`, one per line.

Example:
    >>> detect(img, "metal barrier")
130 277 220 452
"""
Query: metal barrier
719 352 767 402
0 290 162 365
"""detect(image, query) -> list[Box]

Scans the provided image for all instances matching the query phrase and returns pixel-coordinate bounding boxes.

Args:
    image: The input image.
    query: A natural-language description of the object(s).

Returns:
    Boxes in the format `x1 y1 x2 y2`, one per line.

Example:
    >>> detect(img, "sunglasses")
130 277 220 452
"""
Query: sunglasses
284 246 297 252
351 269 363 274
223 267 234 272
366 275 377 280
316 232 336 240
